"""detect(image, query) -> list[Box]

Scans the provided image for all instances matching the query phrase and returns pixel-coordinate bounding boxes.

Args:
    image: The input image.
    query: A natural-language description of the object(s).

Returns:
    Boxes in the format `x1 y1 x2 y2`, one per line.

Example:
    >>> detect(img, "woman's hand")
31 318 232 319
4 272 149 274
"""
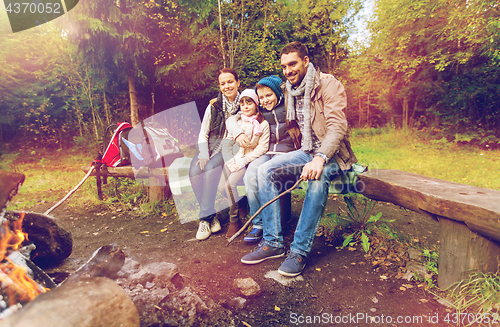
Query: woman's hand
235 133 250 148
229 164 240 172
196 158 209 171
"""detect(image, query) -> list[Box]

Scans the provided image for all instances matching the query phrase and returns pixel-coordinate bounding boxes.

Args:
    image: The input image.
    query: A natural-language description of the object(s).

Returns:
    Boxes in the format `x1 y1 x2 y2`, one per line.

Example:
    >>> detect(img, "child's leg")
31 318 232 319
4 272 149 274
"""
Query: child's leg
225 168 246 223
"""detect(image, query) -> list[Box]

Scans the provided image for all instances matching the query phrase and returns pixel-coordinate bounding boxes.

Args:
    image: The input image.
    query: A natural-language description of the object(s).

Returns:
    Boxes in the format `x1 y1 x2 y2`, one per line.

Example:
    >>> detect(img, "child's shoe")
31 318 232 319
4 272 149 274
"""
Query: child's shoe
244 226 263 242
226 221 241 238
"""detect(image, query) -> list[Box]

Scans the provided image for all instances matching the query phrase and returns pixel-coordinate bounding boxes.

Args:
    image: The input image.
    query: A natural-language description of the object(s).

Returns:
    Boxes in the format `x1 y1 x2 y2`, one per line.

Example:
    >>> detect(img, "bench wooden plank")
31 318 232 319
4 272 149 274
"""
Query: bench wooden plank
358 169 500 243
83 165 169 179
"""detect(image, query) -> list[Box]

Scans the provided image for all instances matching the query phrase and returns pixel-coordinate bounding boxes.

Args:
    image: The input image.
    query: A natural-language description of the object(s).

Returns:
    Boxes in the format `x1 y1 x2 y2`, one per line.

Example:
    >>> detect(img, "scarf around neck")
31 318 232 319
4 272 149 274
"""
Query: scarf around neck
241 113 263 136
285 63 316 151
222 93 241 117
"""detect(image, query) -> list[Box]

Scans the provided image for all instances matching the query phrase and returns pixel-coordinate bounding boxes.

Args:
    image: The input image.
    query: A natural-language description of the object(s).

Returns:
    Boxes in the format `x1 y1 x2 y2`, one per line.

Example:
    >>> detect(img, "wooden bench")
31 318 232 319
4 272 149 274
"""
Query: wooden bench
84 164 293 222
85 165 171 202
357 169 500 289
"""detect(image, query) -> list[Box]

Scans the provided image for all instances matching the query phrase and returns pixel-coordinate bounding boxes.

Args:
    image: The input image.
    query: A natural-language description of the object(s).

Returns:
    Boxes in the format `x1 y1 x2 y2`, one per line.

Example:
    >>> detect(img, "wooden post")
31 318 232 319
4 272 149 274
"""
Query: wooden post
95 165 103 200
148 176 164 202
438 216 500 289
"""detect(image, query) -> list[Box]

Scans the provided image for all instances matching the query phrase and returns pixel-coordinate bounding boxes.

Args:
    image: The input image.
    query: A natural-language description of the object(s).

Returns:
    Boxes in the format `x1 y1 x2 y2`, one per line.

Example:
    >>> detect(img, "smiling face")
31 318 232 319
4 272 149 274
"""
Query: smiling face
218 72 240 102
256 86 278 111
280 52 309 86
240 97 257 117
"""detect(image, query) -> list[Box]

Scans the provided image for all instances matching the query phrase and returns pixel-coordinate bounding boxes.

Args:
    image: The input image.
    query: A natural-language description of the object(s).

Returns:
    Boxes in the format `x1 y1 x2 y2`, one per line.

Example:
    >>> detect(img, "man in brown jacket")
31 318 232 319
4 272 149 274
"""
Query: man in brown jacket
241 41 357 276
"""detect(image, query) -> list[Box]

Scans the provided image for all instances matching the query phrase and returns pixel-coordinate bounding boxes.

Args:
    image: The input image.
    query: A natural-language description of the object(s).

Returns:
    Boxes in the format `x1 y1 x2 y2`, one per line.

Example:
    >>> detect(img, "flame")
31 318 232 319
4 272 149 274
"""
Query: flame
0 214 28 258
0 212 47 309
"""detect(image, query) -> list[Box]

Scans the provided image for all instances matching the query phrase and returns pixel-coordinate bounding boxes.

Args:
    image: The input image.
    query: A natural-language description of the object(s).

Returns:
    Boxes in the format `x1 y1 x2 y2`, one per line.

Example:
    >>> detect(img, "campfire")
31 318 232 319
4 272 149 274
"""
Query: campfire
0 212 48 319
0 169 234 326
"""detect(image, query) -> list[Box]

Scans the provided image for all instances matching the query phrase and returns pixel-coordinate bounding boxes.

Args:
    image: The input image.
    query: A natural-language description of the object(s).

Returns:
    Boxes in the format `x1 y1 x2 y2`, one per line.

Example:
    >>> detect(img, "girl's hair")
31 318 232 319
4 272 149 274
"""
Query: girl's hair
240 96 264 123
219 67 239 81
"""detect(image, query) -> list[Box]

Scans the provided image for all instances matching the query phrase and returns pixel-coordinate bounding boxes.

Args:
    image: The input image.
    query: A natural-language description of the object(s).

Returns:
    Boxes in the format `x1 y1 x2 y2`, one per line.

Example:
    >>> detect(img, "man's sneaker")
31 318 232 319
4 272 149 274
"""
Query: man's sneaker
241 240 285 264
278 252 306 277
244 227 263 243
196 220 211 240
210 216 221 233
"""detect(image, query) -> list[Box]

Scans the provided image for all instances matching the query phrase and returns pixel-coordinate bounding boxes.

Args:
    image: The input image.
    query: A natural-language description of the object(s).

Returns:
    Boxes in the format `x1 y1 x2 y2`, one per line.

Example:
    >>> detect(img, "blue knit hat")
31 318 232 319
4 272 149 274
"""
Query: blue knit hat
255 75 283 100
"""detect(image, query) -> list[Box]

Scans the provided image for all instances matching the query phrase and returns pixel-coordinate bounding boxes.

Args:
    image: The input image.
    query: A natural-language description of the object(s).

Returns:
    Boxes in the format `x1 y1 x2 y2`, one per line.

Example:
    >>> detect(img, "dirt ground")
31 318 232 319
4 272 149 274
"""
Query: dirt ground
19 186 463 327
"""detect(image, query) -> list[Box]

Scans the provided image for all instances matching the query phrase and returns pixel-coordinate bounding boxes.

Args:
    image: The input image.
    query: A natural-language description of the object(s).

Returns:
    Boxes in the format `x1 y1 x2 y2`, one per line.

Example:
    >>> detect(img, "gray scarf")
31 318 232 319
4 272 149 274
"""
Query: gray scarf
286 63 316 151
222 92 241 118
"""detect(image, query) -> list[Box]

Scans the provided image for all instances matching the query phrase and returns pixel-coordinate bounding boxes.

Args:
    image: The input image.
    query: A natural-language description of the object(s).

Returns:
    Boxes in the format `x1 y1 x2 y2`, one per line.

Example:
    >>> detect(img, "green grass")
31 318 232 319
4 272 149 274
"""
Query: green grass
2 147 97 211
351 128 500 190
432 272 500 324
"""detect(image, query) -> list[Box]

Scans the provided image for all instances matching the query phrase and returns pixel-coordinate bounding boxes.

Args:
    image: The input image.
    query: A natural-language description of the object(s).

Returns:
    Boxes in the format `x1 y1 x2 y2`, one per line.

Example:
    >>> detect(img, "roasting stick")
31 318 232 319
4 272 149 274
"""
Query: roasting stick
227 177 305 246
44 166 95 216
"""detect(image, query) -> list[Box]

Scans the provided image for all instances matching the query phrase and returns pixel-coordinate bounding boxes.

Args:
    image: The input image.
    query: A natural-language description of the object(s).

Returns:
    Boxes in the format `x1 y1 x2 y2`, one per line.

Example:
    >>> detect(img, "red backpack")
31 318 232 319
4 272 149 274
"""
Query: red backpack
99 122 133 167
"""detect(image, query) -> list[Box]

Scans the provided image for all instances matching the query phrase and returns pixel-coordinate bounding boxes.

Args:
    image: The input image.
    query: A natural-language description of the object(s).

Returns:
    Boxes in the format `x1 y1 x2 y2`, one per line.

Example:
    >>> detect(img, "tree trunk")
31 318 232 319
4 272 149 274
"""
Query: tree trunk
129 74 139 127
402 97 408 130
103 91 111 126
366 91 371 127
217 0 226 68
358 96 362 127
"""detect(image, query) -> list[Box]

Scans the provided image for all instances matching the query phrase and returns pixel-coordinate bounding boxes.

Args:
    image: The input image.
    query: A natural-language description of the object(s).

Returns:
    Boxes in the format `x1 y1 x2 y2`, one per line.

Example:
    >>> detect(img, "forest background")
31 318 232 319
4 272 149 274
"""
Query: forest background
0 0 499 151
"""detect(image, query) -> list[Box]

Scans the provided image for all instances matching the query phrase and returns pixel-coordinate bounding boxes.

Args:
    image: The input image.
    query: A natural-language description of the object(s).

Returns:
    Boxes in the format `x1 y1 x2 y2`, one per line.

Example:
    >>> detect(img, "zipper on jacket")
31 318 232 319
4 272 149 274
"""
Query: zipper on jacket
272 110 279 152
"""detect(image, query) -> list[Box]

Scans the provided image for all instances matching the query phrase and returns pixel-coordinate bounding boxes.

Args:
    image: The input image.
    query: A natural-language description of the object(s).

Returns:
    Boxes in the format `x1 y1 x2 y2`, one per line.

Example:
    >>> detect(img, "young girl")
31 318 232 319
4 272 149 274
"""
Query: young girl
218 89 270 238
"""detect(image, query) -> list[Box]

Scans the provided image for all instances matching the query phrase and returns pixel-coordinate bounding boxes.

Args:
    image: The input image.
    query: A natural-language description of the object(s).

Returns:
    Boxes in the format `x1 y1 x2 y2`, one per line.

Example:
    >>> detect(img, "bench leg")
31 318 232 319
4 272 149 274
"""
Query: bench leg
148 176 172 203
438 215 500 289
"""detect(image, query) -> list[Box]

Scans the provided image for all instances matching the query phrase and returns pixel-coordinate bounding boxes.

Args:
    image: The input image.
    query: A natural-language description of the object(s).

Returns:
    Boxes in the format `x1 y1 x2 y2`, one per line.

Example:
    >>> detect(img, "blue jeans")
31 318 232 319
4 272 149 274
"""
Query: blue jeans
189 152 224 220
257 150 341 256
244 154 275 228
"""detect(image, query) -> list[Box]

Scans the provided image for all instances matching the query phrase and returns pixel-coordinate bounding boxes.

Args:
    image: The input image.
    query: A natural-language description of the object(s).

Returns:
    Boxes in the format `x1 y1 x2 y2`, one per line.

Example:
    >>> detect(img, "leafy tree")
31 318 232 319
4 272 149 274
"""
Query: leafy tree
283 0 362 75
0 25 80 147
354 0 500 132
64 0 153 127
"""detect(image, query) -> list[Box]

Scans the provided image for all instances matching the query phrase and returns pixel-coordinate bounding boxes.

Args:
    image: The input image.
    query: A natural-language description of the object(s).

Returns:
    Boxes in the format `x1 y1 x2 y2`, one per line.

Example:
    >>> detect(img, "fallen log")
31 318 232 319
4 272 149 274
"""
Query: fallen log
15 211 72 267
0 170 25 214
0 277 140 327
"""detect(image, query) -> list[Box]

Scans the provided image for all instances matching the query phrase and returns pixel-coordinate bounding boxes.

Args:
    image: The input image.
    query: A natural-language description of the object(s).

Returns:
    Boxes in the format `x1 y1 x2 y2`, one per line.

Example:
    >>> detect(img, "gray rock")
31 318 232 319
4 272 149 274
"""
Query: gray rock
117 258 141 278
407 248 422 260
143 262 179 281
405 261 429 279
264 270 304 286
229 297 247 310
129 270 155 286
233 277 261 298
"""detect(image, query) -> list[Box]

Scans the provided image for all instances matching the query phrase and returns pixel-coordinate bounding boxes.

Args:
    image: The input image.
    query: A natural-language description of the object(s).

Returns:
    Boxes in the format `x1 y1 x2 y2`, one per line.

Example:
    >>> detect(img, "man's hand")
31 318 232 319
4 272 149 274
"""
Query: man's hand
235 133 250 148
196 158 209 171
300 156 325 180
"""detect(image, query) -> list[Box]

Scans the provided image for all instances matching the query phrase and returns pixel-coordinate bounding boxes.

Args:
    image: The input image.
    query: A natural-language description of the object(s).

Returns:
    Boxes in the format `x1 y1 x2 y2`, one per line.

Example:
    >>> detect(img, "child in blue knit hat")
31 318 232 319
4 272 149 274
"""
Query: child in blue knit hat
238 76 297 242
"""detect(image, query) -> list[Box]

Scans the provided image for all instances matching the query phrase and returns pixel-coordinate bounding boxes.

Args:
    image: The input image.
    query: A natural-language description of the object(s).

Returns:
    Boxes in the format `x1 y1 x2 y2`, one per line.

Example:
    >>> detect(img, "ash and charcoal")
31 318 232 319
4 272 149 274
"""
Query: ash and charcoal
116 258 235 327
